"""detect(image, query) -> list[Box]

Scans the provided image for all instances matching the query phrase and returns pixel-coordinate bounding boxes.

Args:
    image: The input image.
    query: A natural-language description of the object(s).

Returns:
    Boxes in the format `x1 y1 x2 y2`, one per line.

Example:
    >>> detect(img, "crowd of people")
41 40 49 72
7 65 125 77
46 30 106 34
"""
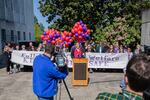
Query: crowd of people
83 41 142 55
0 40 143 75
0 41 150 100
1 40 143 54
0 42 46 74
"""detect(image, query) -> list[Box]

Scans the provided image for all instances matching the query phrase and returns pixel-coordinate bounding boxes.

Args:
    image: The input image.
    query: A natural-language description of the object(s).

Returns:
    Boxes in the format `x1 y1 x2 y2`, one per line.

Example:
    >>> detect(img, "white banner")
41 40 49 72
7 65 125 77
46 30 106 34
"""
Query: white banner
66 53 128 69
11 50 43 66
11 51 129 69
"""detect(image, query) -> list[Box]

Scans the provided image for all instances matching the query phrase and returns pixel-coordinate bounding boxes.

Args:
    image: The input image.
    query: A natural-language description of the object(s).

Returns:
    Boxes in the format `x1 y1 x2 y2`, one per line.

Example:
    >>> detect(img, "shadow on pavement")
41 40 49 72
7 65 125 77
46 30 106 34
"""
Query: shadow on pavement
91 69 123 73
21 66 33 72
89 79 121 84
0 66 5 69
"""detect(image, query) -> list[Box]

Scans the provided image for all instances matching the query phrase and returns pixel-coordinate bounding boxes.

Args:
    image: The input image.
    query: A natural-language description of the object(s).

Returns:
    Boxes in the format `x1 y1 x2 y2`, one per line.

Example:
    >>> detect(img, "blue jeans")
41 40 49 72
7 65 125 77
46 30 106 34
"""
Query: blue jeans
120 79 126 93
38 96 53 100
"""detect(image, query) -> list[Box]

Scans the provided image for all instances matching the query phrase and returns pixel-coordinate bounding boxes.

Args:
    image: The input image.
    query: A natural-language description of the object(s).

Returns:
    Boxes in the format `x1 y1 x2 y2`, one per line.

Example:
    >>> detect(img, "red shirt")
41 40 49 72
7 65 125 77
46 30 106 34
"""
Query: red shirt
74 48 82 58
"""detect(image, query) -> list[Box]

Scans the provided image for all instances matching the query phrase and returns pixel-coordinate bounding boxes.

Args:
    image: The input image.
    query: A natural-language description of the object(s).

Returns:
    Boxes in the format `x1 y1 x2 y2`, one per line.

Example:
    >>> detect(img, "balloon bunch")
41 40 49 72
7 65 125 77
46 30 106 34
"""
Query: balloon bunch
71 20 90 42
40 20 90 47
61 31 73 47
40 29 73 47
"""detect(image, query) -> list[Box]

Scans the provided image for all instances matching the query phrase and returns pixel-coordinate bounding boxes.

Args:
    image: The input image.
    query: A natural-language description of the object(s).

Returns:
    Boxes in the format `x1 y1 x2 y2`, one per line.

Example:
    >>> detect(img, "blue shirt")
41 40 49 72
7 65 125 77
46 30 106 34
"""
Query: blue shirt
33 54 68 97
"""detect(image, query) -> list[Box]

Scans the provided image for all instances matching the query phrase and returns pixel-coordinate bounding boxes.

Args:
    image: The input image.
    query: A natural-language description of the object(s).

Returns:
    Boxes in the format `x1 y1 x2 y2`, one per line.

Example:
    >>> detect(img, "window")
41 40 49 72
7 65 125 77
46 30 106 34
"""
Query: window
11 30 14 41
17 31 20 40
1 29 6 42
23 32 26 40
29 32 32 40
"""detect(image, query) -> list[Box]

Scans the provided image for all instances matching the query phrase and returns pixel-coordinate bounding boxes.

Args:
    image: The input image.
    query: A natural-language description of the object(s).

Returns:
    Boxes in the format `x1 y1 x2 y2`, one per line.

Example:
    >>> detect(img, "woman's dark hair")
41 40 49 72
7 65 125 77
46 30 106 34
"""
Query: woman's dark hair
126 54 150 92
44 43 55 56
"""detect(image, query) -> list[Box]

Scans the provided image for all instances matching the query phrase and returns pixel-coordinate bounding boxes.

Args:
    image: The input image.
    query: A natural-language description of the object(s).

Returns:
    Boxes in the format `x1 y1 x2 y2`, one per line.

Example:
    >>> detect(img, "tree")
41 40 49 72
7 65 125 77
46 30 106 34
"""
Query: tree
34 16 44 42
39 0 150 46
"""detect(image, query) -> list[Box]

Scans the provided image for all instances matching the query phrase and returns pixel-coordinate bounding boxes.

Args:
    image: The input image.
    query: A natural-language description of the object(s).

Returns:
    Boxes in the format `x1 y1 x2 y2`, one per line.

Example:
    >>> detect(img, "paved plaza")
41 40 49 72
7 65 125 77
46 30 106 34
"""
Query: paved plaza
0 68 123 100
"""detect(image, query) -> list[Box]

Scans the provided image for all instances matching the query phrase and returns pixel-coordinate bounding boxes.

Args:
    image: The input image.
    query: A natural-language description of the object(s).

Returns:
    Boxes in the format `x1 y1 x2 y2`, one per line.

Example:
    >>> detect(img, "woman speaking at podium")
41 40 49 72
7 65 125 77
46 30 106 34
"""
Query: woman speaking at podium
71 42 89 86
71 42 85 58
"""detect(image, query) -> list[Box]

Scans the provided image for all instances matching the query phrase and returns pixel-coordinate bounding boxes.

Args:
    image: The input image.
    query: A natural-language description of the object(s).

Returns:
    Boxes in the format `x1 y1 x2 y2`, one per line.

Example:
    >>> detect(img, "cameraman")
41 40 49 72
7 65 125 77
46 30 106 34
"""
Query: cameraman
32 43 68 100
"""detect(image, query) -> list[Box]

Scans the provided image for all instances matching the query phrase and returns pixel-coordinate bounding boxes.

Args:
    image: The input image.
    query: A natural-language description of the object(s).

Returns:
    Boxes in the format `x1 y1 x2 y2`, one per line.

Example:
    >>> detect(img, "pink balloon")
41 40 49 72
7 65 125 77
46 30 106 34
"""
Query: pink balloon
74 28 78 33
40 35 44 40
69 32 72 36
51 40 56 44
44 37 49 41
79 36 82 39
65 42 69 47
69 39 73 42
79 26 83 31
65 37 69 41
71 29 75 33
77 22 80 25
73 35 76 39
78 31 81 34
87 29 90 33
56 39 58 42
59 39 62 43
46 31 49 35
74 23 79 28
62 35 65 40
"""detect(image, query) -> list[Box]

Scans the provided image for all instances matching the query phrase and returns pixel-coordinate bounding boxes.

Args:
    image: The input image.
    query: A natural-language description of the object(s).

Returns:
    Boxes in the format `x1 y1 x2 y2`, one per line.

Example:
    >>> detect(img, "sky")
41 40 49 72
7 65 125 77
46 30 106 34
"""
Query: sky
33 0 49 30
33 0 61 30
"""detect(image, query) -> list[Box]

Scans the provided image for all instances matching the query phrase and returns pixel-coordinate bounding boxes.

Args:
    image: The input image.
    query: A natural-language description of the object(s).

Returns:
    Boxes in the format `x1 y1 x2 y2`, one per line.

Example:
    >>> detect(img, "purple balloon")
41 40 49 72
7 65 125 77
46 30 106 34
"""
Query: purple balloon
68 42 71 45
86 34 89 38
80 20 83 25
82 33 85 37
49 35 52 38
53 37 56 40
84 35 87 38
57 33 60 37
43 32 46 35
80 32 84 35
48 40 51 43
83 27 87 32
75 33 78 37
54 34 57 37
68 36 71 39
81 24 84 27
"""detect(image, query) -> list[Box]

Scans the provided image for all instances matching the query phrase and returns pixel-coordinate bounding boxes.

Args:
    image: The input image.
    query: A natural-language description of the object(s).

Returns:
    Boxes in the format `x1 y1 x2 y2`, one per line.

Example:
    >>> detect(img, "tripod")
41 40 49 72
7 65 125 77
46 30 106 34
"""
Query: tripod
57 79 73 100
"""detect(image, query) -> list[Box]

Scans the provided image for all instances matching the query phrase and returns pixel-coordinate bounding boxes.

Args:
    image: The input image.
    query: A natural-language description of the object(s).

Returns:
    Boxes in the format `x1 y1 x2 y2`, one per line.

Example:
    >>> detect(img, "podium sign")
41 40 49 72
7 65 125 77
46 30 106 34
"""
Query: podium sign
72 58 88 86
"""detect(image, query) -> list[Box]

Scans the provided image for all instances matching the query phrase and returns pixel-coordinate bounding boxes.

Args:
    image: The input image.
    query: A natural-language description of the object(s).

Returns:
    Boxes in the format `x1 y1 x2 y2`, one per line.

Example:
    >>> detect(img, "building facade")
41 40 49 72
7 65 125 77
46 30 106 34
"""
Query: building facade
0 0 34 53
141 9 150 46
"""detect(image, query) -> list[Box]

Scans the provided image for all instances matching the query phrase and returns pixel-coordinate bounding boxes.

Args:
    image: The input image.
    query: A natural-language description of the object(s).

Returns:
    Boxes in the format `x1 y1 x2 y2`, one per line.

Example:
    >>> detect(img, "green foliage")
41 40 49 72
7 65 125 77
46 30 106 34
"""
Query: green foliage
39 0 150 46
34 16 44 42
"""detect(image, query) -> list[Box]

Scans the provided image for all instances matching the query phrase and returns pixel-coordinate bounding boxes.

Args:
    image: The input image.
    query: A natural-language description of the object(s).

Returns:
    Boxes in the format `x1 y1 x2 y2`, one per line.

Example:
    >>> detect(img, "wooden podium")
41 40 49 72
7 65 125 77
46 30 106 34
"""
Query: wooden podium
72 58 88 86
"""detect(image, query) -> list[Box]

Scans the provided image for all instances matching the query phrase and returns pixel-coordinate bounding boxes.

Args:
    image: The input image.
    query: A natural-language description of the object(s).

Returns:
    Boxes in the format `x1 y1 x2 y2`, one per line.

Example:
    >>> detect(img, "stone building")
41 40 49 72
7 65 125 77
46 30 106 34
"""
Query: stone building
141 9 150 46
0 0 34 53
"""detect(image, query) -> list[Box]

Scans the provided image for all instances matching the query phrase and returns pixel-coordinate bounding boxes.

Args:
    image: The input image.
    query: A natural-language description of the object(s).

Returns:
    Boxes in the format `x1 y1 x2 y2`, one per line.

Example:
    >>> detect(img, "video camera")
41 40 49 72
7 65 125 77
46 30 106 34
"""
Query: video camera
54 46 73 100
54 46 66 68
